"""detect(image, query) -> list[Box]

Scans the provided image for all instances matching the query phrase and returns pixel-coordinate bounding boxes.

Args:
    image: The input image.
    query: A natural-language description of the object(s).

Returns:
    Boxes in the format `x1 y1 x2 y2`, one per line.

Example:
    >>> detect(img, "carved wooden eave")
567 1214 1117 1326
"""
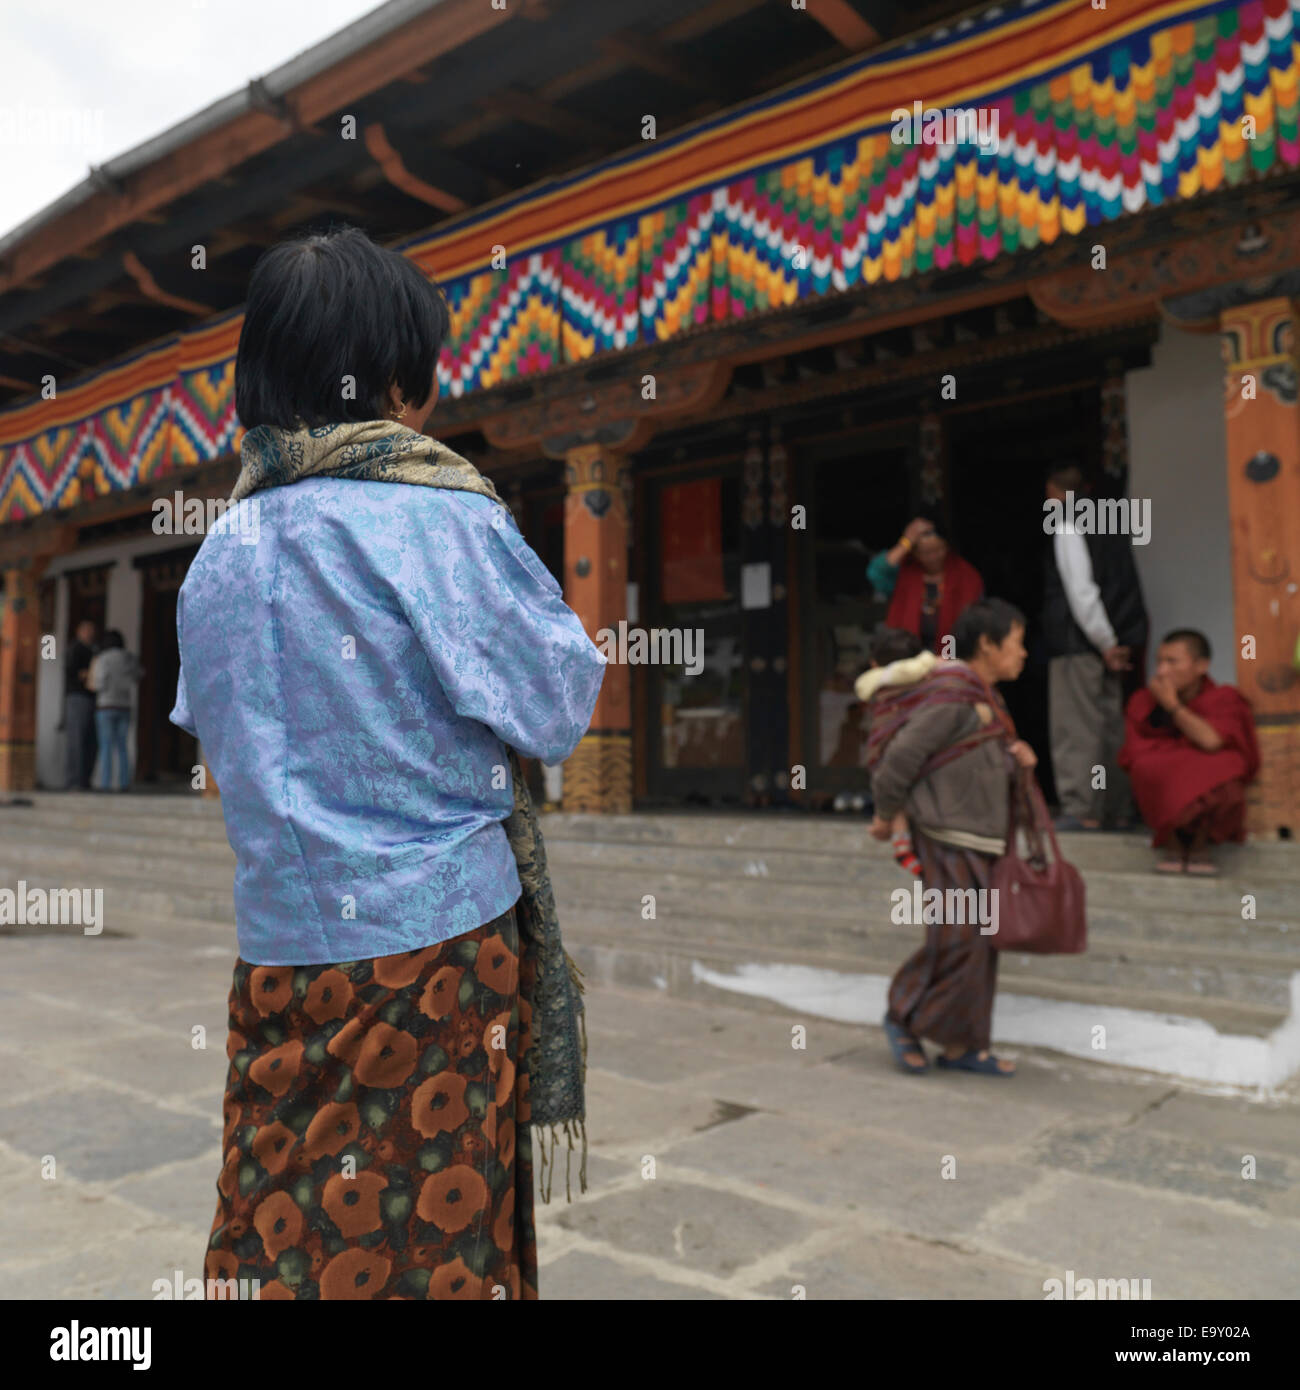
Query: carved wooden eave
480 359 732 460
1029 201 1300 332
0 521 77 569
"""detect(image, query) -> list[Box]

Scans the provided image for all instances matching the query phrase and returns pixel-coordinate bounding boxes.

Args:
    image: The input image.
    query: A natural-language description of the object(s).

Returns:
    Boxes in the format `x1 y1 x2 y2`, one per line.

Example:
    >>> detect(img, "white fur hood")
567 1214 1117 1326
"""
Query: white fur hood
854 649 938 703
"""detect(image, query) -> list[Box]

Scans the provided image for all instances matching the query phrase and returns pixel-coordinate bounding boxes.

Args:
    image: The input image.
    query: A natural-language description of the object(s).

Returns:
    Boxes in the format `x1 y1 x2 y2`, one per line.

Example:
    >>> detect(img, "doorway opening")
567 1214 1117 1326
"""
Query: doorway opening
134 546 199 786
947 382 1106 805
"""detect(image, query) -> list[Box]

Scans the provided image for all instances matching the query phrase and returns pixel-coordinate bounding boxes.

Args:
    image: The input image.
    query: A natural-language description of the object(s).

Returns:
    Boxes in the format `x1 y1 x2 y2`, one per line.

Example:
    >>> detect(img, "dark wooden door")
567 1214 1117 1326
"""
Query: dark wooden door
134 547 199 783
64 564 110 649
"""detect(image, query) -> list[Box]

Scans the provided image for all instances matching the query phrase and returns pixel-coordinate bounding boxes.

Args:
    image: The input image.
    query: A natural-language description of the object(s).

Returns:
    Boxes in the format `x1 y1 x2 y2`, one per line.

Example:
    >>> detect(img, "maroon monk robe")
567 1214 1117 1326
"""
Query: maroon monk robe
1118 678 1260 846
885 551 984 647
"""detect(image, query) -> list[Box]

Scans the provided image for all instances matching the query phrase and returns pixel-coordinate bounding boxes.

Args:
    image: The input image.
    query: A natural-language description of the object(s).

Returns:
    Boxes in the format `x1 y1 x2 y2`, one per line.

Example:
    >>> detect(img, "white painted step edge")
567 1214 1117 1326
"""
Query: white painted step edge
688 960 1300 1095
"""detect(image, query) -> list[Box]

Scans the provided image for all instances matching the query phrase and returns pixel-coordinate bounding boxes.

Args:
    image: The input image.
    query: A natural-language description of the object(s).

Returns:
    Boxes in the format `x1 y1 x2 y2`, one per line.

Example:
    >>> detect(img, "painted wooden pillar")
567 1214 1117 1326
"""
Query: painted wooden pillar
1219 298 1300 836
562 442 632 813
0 562 44 793
740 423 791 805
914 411 949 532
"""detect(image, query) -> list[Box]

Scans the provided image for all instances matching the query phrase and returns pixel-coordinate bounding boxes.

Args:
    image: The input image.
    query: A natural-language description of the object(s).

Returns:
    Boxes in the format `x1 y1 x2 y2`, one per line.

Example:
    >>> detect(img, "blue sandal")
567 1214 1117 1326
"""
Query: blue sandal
883 1018 928 1074
936 1049 1015 1076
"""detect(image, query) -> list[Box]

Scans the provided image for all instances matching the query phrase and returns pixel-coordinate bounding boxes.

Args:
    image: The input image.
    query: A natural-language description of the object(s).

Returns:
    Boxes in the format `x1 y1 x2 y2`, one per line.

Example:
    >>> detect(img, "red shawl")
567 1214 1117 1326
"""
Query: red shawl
885 551 984 647
1118 679 1260 842
866 662 1011 775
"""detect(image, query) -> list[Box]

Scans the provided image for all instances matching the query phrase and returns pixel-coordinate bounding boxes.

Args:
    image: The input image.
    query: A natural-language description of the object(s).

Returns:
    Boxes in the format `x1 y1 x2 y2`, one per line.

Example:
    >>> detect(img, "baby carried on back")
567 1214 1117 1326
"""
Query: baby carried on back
855 626 1010 864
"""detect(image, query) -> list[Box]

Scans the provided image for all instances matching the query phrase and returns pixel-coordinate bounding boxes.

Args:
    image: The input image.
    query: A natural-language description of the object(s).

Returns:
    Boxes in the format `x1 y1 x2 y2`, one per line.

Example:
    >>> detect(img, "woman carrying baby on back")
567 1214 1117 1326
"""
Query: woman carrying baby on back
855 600 1038 1078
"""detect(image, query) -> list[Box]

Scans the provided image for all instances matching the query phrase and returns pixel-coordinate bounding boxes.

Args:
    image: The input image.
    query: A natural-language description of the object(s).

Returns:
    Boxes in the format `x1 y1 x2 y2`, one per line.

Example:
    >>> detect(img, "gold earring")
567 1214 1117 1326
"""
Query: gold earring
395 401 407 420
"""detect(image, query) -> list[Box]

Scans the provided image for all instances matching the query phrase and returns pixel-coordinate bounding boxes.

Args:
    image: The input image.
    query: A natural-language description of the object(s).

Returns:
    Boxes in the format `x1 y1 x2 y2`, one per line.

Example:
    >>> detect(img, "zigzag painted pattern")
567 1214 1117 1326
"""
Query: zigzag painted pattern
2 0 1298 519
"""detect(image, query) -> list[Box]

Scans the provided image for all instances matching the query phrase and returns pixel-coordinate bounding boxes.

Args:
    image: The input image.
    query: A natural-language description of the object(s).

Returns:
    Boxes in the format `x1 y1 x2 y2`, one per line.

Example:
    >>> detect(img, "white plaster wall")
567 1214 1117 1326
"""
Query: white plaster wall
34 576 69 789
1125 323 1236 683
36 529 196 788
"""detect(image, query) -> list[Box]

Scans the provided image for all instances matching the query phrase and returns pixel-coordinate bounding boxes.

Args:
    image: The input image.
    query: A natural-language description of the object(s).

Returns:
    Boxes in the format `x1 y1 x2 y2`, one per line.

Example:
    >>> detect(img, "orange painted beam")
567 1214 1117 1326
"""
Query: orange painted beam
363 124 468 214
806 0 880 50
122 252 214 317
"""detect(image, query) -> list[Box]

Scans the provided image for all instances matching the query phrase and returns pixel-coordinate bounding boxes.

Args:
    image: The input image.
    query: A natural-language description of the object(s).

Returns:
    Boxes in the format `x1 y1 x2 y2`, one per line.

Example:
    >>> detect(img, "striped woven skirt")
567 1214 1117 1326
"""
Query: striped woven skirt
204 906 537 1299
885 829 1000 1053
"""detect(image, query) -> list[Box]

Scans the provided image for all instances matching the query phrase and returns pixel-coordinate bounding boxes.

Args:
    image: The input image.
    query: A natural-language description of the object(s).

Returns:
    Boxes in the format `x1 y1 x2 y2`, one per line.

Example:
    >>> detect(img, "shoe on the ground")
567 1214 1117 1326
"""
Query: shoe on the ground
936 1049 1016 1076
883 1018 928 1074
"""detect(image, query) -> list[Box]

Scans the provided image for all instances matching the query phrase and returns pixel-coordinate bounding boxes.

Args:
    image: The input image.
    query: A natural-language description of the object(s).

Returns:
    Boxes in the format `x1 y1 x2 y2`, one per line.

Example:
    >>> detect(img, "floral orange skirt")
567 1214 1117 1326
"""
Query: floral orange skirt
205 906 537 1299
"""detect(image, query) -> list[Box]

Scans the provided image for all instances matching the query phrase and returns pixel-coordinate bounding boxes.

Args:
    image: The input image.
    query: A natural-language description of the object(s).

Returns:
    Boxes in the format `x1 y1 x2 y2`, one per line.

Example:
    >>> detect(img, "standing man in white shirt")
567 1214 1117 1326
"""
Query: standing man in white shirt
1041 463 1150 831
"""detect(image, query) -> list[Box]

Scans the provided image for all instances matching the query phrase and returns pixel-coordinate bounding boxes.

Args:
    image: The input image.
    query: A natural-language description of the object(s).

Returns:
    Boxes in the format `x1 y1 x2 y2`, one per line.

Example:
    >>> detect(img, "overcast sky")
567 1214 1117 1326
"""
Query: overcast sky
0 0 387 241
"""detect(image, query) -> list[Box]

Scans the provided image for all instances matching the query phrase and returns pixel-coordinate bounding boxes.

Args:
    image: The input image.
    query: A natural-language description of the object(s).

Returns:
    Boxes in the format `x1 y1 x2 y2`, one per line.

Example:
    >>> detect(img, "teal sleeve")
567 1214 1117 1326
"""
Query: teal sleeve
867 550 899 598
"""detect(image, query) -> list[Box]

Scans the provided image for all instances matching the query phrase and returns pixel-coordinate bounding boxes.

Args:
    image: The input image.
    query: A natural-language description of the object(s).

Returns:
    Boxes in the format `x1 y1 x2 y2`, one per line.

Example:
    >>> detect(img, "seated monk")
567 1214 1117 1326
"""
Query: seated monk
1118 628 1259 875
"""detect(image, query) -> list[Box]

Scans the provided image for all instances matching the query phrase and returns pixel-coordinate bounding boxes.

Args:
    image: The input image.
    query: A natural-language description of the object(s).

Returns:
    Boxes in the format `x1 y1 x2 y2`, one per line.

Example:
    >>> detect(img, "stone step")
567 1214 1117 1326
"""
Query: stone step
559 919 1289 1041
2 833 1289 942
4 842 1291 963
0 864 234 926
549 862 1300 955
543 850 1295 928
550 888 1297 1011
540 811 1300 879
540 828 1288 893
5 802 1297 1041
0 845 237 894
0 825 235 866
2 791 222 825
11 796 1296 888
10 798 1300 880
4 841 1291 963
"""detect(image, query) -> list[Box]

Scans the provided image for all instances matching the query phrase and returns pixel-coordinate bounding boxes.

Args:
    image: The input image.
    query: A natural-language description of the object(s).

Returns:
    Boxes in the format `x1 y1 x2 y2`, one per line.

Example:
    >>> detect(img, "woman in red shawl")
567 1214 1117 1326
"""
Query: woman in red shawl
1118 628 1259 875
866 517 984 654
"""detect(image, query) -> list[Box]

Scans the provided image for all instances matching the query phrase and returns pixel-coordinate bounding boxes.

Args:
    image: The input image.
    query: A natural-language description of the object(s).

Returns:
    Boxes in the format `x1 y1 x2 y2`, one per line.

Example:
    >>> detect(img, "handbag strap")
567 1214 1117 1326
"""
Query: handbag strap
1005 766 1051 859
1028 777 1067 862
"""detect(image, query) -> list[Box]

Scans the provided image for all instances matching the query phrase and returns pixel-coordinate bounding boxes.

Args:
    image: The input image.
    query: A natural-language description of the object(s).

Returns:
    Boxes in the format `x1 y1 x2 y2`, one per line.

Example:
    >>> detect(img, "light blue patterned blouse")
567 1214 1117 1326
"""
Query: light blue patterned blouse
169 477 605 966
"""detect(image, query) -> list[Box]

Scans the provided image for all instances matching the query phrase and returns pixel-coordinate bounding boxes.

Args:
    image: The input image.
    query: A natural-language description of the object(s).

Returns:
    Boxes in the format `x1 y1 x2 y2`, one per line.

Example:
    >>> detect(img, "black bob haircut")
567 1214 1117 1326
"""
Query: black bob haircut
1161 627 1211 661
235 226 450 429
951 598 1026 661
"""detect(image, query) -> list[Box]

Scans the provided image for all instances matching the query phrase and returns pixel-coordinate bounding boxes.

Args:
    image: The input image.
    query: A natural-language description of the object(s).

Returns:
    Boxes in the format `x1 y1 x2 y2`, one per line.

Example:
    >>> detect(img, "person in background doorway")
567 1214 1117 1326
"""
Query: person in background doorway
867 516 983 654
1042 463 1148 832
1118 629 1259 875
88 629 143 792
64 619 99 790
868 598 1035 1077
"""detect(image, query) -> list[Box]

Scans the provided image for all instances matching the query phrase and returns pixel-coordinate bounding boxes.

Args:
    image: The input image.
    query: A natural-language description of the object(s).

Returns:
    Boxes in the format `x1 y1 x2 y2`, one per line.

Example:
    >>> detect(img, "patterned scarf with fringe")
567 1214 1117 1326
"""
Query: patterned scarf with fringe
231 418 588 1203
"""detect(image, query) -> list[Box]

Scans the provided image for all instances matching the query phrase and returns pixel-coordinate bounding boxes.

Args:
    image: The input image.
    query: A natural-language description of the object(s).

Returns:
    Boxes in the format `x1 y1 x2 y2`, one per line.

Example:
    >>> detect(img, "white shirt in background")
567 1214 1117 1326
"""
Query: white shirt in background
1053 526 1117 654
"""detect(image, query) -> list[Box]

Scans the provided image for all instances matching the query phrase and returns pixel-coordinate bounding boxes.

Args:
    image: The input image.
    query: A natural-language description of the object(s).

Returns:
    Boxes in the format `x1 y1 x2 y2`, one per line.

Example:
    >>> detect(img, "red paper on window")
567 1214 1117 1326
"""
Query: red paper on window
660 477 725 604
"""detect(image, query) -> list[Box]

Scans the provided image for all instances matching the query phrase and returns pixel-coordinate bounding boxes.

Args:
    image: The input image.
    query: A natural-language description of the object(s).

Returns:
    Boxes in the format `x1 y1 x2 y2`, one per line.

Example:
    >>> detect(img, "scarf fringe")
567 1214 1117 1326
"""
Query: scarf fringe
531 950 589 1205
534 1117 589 1206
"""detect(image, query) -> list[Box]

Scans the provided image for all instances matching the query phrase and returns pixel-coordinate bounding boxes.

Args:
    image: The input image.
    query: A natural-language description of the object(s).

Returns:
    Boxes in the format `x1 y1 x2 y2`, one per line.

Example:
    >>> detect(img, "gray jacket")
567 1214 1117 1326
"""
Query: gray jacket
90 649 143 709
871 702 1015 855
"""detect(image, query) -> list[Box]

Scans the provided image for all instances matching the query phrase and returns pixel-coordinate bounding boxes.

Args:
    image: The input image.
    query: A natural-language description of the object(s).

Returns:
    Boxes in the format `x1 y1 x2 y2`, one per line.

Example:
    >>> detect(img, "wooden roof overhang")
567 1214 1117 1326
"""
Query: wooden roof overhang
4 0 1300 533
0 0 913 405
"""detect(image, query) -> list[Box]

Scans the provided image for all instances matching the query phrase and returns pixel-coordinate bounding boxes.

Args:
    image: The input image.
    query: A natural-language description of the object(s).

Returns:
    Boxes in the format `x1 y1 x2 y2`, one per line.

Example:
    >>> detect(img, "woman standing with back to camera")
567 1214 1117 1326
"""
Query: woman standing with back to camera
171 226 605 1300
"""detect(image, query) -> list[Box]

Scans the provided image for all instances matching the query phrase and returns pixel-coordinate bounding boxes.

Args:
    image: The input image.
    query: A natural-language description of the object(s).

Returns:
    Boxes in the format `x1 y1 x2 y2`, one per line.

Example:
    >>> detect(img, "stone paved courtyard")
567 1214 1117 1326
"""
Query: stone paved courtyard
1 925 1297 1299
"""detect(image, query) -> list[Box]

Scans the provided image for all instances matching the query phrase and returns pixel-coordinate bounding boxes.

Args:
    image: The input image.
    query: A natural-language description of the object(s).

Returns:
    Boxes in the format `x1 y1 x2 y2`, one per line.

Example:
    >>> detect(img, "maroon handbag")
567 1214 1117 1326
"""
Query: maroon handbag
989 772 1088 954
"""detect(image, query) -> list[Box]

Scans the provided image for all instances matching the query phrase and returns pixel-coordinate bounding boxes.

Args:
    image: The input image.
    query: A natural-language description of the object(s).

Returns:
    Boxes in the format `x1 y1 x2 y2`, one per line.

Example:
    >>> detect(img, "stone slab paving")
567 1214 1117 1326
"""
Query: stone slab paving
0 930 1297 1299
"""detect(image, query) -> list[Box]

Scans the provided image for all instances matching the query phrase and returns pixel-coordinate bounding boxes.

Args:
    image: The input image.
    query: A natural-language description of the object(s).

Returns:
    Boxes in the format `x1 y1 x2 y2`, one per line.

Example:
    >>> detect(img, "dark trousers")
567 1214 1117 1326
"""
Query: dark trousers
887 830 1000 1053
65 692 98 789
